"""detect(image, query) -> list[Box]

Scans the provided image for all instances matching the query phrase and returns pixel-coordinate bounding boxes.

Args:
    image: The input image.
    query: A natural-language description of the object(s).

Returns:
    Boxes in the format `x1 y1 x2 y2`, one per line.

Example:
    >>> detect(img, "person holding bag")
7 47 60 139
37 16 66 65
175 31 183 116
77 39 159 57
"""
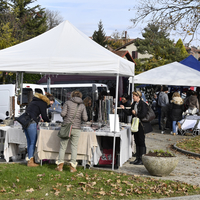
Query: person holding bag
24 92 55 167
120 91 152 165
55 91 88 172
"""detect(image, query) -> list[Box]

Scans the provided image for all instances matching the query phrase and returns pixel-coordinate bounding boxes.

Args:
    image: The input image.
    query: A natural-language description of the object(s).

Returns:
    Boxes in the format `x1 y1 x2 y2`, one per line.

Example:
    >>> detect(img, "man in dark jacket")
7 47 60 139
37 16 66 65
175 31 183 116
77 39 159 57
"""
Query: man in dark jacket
118 94 132 123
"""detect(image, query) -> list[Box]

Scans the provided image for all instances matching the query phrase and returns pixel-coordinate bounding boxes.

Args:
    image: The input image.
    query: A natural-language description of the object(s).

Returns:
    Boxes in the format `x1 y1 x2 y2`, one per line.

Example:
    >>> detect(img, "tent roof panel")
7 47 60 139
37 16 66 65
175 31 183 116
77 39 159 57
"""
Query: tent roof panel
0 20 134 77
132 62 200 87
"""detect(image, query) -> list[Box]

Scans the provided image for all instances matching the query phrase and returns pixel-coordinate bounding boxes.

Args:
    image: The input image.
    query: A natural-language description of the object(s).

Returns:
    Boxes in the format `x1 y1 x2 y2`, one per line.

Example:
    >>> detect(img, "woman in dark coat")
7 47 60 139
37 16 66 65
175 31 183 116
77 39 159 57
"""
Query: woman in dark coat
169 92 184 135
120 91 152 165
24 93 55 167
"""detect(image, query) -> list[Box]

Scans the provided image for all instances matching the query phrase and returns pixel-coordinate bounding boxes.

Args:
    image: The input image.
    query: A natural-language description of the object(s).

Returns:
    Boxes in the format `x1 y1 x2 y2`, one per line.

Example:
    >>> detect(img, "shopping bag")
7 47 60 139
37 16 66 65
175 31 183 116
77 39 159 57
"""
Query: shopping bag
131 117 139 132
57 123 73 139
141 106 156 122
15 112 33 129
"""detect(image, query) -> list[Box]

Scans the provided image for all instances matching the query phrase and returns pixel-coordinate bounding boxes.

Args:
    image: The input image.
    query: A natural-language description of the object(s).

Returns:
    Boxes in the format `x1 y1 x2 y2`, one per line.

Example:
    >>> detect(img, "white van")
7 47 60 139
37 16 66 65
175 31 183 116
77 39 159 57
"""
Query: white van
0 84 45 120
42 83 110 103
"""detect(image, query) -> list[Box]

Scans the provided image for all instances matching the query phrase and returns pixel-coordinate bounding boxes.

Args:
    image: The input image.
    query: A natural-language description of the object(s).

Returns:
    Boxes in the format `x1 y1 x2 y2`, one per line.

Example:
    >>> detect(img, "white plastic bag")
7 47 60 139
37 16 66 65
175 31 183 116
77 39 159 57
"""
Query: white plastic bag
131 117 139 132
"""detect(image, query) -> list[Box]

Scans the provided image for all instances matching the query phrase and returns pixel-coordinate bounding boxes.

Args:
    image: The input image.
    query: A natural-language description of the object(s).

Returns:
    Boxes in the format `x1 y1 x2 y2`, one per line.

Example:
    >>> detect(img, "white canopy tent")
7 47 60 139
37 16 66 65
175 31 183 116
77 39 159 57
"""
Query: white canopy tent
0 20 134 76
0 20 135 170
129 61 200 87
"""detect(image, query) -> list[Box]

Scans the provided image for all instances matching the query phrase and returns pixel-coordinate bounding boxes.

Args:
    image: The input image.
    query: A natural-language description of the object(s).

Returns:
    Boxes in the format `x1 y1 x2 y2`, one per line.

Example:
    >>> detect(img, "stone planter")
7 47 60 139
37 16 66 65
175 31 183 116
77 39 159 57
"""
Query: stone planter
142 155 179 177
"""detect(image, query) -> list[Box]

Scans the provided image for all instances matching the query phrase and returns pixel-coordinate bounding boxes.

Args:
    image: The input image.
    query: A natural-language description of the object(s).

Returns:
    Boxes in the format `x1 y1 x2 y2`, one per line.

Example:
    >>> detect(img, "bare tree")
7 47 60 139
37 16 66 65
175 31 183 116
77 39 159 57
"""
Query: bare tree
45 9 63 30
129 0 200 44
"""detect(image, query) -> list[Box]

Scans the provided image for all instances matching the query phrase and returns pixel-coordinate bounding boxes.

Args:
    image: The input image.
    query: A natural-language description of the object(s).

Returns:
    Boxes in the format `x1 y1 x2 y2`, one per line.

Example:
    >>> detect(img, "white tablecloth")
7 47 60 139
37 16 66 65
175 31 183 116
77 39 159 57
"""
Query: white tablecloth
35 129 99 164
1 126 26 162
180 115 200 130
95 126 132 167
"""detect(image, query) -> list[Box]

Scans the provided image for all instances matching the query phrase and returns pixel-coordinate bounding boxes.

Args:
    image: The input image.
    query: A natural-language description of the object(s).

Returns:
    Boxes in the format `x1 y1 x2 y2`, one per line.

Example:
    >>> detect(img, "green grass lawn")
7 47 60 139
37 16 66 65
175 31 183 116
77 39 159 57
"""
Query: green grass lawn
176 135 200 154
0 163 200 199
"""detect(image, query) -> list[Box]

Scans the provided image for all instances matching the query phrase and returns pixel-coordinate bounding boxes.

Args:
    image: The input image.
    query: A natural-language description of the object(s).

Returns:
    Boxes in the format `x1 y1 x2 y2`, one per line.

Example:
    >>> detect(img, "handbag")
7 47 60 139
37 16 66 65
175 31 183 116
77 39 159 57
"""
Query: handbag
142 105 156 122
131 117 139 132
57 105 79 139
15 112 33 129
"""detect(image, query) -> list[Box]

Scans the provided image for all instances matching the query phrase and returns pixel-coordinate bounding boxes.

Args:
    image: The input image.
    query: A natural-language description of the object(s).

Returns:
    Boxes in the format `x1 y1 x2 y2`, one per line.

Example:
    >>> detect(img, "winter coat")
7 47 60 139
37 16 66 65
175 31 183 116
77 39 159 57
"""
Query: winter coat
26 93 50 123
185 95 199 110
123 99 153 134
61 97 88 129
158 92 169 107
169 97 184 121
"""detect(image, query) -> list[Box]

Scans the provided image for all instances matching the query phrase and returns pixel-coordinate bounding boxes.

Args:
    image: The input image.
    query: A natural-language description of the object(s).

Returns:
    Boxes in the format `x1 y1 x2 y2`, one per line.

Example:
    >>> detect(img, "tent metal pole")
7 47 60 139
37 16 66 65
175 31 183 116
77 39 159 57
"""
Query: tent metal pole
112 74 119 170
20 72 23 105
47 77 51 93
132 76 134 102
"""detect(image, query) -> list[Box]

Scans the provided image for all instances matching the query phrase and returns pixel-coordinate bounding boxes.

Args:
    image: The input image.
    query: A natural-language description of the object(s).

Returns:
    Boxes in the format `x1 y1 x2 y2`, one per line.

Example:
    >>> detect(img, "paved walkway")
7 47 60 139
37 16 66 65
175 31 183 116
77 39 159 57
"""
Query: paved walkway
117 124 200 187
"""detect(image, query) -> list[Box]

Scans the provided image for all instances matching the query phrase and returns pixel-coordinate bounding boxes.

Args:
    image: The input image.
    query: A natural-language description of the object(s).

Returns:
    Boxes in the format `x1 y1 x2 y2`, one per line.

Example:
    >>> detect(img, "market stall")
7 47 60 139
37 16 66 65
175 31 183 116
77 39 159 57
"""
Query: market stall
0 125 26 162
0 20 135 170
35 129 99 166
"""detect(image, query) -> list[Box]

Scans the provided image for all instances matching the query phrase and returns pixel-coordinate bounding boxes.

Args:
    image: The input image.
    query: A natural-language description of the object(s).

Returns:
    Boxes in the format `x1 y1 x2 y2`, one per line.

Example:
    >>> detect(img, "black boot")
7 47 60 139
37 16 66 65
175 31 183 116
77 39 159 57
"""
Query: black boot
134 147 146 165
130 146 139 164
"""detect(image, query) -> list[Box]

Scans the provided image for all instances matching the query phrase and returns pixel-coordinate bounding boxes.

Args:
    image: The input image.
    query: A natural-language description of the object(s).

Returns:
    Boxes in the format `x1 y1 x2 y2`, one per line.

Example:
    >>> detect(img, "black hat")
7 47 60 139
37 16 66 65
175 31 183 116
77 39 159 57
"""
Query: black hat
163 86 168 92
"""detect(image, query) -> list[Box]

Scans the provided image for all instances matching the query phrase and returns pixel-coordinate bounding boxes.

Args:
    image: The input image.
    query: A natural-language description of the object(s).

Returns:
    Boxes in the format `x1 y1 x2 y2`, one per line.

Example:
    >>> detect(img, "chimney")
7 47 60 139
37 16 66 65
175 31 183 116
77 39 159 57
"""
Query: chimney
125 31 127 39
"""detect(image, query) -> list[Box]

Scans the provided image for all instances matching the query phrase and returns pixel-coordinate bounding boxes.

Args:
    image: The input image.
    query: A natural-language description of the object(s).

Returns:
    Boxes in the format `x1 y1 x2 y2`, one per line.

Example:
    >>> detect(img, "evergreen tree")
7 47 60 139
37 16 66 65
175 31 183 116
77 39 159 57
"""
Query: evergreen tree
92 20 107 47
0 0 47 83
9 0 47 41
135 23 182 62
175 38 189 60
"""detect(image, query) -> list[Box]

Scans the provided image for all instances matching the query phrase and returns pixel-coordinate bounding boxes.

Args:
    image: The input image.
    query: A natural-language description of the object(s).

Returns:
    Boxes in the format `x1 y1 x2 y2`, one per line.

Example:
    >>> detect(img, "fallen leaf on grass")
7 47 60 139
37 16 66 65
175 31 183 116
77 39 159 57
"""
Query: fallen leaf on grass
54 190 60 196
82 187 86 192
76 172 84 177
0 188 6 193
26 188 34 193
37 173 45 177
99 191 106 195
116 179 121 184
56 183 62 187
90 182 96 187
122 181 133 187
78 182 87 186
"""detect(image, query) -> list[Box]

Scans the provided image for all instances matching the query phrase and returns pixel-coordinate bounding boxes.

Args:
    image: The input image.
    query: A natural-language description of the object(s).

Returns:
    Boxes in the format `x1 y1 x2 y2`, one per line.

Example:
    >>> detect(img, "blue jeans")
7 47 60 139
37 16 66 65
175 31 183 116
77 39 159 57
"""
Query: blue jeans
24 122 37 159
172 121 180 133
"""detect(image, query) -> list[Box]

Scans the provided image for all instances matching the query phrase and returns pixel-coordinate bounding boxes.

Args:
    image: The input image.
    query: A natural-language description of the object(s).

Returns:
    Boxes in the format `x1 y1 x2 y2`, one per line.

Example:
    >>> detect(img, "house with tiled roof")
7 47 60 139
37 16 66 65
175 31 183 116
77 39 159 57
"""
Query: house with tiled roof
111 50 136 64
185 46 200 60
114 38 152 59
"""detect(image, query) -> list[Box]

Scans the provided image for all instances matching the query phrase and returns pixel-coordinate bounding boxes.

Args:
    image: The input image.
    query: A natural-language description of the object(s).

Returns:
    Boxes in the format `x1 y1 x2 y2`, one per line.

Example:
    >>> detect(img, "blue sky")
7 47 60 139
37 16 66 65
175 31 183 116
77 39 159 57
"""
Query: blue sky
35 0 199 46
35 0 147 39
